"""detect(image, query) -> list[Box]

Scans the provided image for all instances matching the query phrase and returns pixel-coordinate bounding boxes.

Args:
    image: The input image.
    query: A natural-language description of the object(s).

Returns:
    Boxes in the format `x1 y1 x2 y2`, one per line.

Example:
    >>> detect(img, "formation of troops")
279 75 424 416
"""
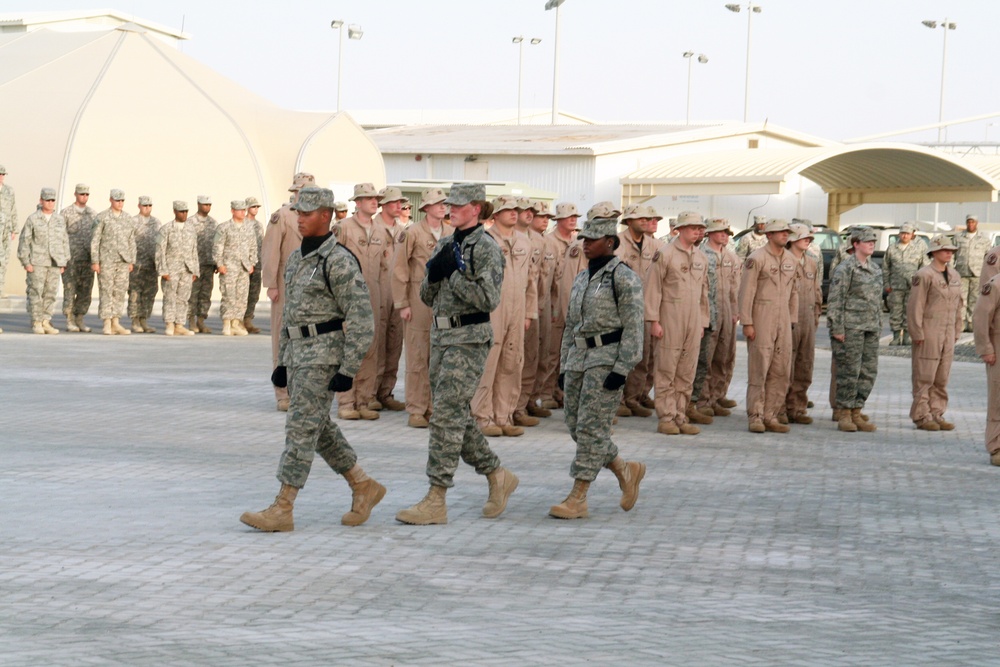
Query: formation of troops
3 163 1000 530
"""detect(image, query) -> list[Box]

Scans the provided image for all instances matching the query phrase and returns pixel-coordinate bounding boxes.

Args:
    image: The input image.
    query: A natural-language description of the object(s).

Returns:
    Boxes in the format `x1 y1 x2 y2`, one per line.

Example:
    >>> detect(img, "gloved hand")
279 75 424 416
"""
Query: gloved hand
603 372 626 391
328 372 354 393
271 365 288 388
426 247 458 283
558 373 565 391
451 240 467 273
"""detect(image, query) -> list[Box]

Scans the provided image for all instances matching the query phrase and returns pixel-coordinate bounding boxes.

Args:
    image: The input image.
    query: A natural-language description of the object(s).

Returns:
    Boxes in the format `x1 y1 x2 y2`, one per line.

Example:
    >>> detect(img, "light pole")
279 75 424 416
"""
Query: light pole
725 3 762 123
682 52 709 125
545 0 566 125
922 18 957 144
513 37 543 125
331 20 364 113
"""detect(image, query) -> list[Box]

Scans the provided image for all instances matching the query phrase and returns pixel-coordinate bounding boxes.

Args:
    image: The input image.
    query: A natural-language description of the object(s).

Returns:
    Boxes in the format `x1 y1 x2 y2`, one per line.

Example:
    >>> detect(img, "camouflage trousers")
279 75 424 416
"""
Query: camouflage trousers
961 277 979 328
97 261 130 319
219 269 250 320
0 241 10 297
276 364 358 489
128 265 158 320
564 366 621 482
62 260 94 316
831 328 879 409
426 341 501 488
161 272 194 325
26 265 61 322
377 305 404 399
887 286 910 332
246 264 262 319
690 326 717 405
188 264 215 320
624 321 654 405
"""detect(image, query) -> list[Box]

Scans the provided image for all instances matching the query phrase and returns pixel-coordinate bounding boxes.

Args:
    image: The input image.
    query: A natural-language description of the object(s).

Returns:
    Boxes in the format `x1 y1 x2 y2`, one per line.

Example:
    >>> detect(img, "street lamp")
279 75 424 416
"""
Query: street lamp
922 18 957 144
513 37 543 125
331 20 364 112
545 0 566 125
682 51 709 125
725 3 762 123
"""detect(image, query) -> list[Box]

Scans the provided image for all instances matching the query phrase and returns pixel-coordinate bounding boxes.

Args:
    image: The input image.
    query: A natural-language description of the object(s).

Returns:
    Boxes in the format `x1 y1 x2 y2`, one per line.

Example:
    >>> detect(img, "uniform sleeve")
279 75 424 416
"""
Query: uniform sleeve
260 212 283 288
212 225 226 267
155 227 167 275
882 250 892 290
737 256 759 326
906 273 927 341
644 254 663 322
613 268 645 377
331 253 375 378
827 263 848 337
419 238 447 308
699 263 710 330
248 228 258 267
525 256 539 320
447 239 503 313
788 269 799 326
391 229 413 309
973 281 999 357
16 217 32 266
90 217 103 264
560 275 580 369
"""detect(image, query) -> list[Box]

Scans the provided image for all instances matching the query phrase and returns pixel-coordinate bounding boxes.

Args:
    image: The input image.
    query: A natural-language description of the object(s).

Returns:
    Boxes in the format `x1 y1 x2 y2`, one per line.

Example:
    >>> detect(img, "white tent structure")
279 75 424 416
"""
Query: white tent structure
0 21 384 300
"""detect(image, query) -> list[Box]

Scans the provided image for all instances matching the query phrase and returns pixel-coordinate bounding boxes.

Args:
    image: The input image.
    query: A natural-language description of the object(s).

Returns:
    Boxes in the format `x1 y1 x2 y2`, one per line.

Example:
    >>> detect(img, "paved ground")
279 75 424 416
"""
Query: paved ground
2 313 999 666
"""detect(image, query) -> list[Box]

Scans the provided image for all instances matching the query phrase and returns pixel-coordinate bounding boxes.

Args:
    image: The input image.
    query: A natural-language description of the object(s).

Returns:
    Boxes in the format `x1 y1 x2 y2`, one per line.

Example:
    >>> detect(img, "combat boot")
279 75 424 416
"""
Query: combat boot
358 408 380 420
341 465 386 527
102 319 114 335
711 401 732 417
991 451 1000 467
748 418 766 433
776 413 789 425
890 330 903 346
639 395 656 410
276 398 290 412
164 322 175 336
76 314 91 332
852 408 876 432
243 317 261 334
832 409 843 422
131 318 144 333
112 318 130 335
188 316 198 332
379 395 405 411
789 413 813 425
678 422 700 435
407 414 429 428
607 457 645 511
480 422 503 437
513 410 540 427
717 397 737 409
338 408 361 420
764 419 790 433
141 318 156 333
31 321 45 335
625 400 653 418
657 420 680 435
838 412 858 432
915 417 940 431
500 424 524 437
540 398 559 410
483 467 519 518
41 320 59 335
174 322 194 336
395 485 447 525
549 479 590 520
526 403 551 418
240 483 298 532
232 319 248 336
616 403 633 417
934 416 955 431
65 313 80 332
902 331 912 345
698 405 716 417
222 319 233 336
196 316 212 334
686 405 713 425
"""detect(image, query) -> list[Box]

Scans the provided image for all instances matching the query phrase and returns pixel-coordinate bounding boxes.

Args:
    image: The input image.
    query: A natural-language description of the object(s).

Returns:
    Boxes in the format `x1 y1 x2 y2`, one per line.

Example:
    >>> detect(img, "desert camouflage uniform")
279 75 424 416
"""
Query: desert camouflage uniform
736 230 767 261
187 213 218 320
155 220 199 325
276 235 375 488
246 216 264 319
0 183 17 296
128 213 162 322
828 255 883 409
91 208 136 319
883 238 928 333
421 224 505 488
561 256 643 481
18 209 70 322
213 218 258 321
60 203 96 317
954 230 992 329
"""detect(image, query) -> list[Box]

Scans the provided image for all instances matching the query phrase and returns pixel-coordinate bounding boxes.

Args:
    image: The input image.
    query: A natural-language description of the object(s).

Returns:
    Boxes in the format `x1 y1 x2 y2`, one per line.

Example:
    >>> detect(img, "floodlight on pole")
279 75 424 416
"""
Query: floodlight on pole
683 52 709 125
331 20 364 113
513 36 543 125
922 18 957 143
725 3 762 122
545 0 567 125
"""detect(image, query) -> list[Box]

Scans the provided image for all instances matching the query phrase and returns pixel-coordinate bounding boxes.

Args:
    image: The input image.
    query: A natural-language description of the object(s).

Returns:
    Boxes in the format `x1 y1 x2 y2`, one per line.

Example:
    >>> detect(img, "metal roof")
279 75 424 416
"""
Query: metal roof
0 9 190 41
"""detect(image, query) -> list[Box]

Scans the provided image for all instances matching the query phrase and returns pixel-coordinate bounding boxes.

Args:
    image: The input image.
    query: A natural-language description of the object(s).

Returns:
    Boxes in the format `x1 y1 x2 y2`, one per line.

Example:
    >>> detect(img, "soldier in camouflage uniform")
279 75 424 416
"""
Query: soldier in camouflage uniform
91 189 136 335
60 184 96 333
827 226 882 433
735 215 768 261
127 196 161 333
550 214 646 520
0 165 17 319
187 195 218 333
156 201 199 336
17 187 70 334
883 222 928 345
243 196 264 333
213 200 258 336
241 187 385 533
396 183 519 526
955 214 992 332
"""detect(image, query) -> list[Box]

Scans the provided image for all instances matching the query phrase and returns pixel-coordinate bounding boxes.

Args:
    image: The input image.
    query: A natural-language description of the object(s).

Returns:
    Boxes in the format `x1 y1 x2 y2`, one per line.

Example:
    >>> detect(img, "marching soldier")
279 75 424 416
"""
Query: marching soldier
615 204 656 418
128 196 161 333
883 222 928 345
243 196 264 334
908 236 963 431
187 195 218 333
17 187 69 334
550 214 645 520
375 186 407 412
735 215 768 261
213 200 258 336
91 189 136 336
396 183 518 526
60 184 96 333
156 201 199 336
241 186 385 532
697 219 740 416
539 202 581 409
782 223 823 424
955 214 992 332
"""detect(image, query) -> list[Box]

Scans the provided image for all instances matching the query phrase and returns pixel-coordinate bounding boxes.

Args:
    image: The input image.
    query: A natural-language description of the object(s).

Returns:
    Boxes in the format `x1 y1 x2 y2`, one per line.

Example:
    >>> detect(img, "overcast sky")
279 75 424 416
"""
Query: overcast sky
8 0 1000 143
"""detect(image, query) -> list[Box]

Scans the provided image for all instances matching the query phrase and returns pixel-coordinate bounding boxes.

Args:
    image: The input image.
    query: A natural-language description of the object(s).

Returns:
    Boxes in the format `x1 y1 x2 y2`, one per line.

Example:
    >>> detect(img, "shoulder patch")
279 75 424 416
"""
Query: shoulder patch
745 258 754 270
396 230 407 244
988 253 998 266
569 246 580 258
912 276 920 287
984 283 993 296
652 249 661 262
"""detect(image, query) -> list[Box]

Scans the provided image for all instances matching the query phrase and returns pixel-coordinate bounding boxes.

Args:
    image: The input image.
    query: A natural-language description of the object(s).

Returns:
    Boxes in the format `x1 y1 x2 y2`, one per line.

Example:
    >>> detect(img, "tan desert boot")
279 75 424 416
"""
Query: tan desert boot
131 318 144 333
196 316 212 334
686 405 713 425
341 465 387 527
396 485 447 525
41 320 59 335
243 317 260 334
222 319 233 336
141 318 156 333
407 414 429 428
174 322 194 336
657 420 680 435
678 423 700 435
76 314 91 332
500 424 524 437
549 479 590 520
231 319 248 336
607 457 645 511
483 467 519 518
164 322 176 336
838 412 858 432
31 321 45 335
625 400 653 418
102 319 114 335
65 313 80 332
240 483 298 532
480 423 503 437
852 408 876 432
112 318 130 335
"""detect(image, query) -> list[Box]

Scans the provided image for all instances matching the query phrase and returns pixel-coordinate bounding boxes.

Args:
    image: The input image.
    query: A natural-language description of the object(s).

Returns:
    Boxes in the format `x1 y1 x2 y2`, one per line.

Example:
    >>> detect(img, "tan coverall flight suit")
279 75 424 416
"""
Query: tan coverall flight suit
516 227 545 416
784 253 822 418
378 216 406 403
261 203 301 405
908 263 963 426
974 275 1000 460
541 233 581 405
616 228 658 410
701 242 740 411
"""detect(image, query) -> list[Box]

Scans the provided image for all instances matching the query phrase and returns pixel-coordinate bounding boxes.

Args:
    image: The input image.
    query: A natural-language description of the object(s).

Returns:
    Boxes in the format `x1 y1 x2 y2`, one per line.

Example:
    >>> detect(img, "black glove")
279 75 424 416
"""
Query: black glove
603 372 627 391
426 247 458 283
328 372 354 393
271 365 288 388
558 373 565 391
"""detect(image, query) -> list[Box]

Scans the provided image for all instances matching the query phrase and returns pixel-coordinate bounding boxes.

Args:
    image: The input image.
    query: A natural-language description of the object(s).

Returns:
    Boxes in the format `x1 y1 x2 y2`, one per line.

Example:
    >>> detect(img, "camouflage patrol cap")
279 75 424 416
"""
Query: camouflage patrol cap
533 200 551 216
173 200 188 211
444 183 486 206
849 226 877 243
967 214 979 222
492 195 519 213
622 204 645 221
39 187 56 200
110 189 125 201
787 222 813 243
245 196 261 207
754 215 769 226
377 186 404 204
349 182 379 201
401 196 410 206
420 188 447 209
197 195 212 205
291 186 335 212
705 218 732 235
764 219 791 234
0 165 6 175
645 205 663 220
552 202 580 220
138 196 152 206
334 201 349 212
74 183 90 195
926 234 958 256
577 218 619 240
288 172 316 192
586 201 621 222
231 199 247 210
674 211 705 229
899 222 917 233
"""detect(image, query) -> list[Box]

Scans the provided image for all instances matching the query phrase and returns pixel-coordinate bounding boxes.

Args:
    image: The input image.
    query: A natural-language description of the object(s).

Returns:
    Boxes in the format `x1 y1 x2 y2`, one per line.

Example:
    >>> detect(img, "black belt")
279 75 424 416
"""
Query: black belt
433 312 491 330
286 318 344 340
574 329 623 349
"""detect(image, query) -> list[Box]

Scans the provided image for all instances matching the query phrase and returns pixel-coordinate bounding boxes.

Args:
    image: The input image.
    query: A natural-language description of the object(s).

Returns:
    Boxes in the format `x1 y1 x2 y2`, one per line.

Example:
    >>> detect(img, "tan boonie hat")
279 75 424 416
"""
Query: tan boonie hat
533 200 551 216
39 187 56 200
787 222 813 243
334 201 349 212
350 182 379 201
196 195 211 205
621 204 645 221
674 211 705 229
644 205 663 220
245 196 261 207
926 234 958 255
110 189 125 201
444 183 486 206
420 188 447 209
377 186 404 204
514 196 538 212
74 183 90 195
138 196 152 206
492 195 519 213
586 201 621 222
705 218 732 235
173 200 188 211
577 218 619 240
849 226 877 243
289 172 316 192
231 199 247 210
552 202 579 220
291 186 335 212
764 219 791 234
